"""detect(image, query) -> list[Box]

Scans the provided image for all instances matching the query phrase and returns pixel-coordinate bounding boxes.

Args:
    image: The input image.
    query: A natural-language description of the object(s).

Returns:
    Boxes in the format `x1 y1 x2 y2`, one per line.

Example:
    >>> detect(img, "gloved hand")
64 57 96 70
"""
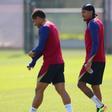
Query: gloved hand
27 59 36 70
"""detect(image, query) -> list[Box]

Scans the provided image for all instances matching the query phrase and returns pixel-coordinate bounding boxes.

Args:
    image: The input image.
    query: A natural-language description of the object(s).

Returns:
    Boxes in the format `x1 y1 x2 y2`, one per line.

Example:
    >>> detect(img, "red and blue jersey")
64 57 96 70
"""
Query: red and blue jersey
29 21 64 67
85 17 105 62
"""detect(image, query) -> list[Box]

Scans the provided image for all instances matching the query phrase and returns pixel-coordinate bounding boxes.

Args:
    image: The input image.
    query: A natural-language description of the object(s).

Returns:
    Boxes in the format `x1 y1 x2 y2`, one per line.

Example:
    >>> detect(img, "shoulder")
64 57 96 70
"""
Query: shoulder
88 19 99 29
45 21 57 29
39 25 50 33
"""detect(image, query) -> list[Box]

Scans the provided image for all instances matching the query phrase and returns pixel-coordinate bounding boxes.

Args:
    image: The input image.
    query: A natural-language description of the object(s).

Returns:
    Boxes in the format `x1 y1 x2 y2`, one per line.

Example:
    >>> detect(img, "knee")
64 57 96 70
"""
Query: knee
58 90 71 102
57 89 69 97
35 87 44 95
56 89 64 95
77 82 84 89
56 88 66 96
57 89 69 99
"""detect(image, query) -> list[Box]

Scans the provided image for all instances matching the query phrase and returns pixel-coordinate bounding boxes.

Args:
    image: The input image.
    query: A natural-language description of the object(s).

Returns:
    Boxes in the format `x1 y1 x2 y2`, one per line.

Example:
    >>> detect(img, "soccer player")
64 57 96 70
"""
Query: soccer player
27 9 73 112
77 4 106 112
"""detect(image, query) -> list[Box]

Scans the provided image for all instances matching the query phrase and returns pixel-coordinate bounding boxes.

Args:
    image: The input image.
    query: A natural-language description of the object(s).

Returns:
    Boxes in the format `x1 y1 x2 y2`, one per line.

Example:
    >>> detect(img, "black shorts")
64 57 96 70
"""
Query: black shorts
38 64 65 84
79 62 105 85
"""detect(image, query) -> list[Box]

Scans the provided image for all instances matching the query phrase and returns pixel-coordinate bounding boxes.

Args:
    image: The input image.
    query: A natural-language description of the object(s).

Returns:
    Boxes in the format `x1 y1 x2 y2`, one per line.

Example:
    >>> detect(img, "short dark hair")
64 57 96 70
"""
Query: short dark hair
82 4 96 18
32 9 46 19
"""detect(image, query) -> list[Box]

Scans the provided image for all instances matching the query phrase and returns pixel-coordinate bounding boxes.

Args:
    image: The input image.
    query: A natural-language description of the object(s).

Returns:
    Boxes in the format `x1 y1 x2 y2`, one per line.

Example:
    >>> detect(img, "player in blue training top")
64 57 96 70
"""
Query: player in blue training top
77 4 106 112
27 9 73 112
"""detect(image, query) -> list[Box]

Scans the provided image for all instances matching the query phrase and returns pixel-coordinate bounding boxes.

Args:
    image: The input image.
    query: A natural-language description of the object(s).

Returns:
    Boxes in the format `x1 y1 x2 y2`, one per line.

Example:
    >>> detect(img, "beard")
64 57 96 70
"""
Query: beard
34 24 41 28
82 17 86 21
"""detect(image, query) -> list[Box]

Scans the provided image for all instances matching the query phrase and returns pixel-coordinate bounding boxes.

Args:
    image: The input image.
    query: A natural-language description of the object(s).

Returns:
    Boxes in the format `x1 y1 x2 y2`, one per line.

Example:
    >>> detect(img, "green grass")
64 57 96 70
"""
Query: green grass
60 33 83 40
0 50 112 112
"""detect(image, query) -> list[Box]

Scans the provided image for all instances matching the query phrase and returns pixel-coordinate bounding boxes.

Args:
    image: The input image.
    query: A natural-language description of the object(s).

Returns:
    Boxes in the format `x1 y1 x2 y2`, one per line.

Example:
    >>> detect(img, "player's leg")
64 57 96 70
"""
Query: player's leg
91 62 105 101
29 64 50 112
78 64 94 98
77 62 107 111
52 64 72 112
32 82 48 108
78 62 104 110
54 83 71 104
77 81 104 110
91 85 102 101
77 81 94 97
91 85 107 112
91 62 107 112
54 83 72 112
29 82 48 112
91 71 106 112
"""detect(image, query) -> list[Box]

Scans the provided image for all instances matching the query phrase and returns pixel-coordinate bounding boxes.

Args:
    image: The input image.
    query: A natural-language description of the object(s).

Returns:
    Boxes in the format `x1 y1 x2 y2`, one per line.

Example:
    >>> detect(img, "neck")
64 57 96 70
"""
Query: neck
38 19 47 28
41 19 47 26
86 16 95 24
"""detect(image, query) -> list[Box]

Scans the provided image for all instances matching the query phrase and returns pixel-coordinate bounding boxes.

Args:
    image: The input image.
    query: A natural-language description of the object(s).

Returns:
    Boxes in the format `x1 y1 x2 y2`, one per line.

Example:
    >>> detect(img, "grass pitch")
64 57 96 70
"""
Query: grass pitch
0 50 111 112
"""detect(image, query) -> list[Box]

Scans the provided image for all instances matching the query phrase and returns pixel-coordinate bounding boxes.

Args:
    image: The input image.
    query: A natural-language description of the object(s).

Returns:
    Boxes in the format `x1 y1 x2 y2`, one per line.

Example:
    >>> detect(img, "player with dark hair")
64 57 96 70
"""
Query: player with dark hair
27 9 73 112
77 4 107 112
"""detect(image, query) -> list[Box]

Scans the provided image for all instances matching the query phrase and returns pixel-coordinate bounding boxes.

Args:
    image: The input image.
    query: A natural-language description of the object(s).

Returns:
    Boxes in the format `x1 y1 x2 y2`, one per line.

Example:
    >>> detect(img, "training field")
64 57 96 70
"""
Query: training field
0 50 111 112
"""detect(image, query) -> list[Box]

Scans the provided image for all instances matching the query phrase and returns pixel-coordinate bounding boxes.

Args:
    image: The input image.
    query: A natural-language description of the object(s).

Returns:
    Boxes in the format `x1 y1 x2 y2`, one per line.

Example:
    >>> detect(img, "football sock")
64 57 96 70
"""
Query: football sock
65 104 73 112
29 107 37 112
91 95 103 108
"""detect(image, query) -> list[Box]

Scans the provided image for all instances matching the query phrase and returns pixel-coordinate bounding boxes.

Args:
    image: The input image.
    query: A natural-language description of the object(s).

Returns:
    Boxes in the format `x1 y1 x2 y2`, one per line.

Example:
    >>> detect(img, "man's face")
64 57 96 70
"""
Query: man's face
32 17 42 28
82 10 93 21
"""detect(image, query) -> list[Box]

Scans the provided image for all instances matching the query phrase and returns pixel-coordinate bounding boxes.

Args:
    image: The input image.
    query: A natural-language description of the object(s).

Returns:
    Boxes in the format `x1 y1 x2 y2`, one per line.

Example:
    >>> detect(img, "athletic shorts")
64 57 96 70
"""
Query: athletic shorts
79 62 105 85
37 63 65 84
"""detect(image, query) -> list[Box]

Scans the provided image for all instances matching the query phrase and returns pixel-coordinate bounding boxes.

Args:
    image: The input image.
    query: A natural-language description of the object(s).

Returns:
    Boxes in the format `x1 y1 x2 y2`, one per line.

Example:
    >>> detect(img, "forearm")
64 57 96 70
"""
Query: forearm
88 55 95 63
28 53 42 67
